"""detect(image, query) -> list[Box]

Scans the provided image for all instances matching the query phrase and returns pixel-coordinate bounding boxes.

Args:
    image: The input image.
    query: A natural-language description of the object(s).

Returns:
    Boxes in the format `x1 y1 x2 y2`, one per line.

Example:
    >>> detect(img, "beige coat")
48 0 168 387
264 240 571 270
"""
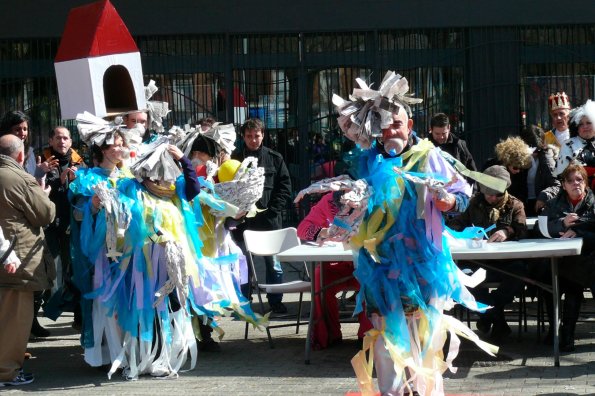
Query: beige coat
0 154 56 291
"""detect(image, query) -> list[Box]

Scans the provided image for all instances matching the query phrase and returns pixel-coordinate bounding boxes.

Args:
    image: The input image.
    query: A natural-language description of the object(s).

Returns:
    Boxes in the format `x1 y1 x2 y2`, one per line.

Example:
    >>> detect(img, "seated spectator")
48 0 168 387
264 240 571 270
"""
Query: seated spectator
519 125 560 216
448 165 528 341
484 136 533 210
537 162 595 352
297 191 372 349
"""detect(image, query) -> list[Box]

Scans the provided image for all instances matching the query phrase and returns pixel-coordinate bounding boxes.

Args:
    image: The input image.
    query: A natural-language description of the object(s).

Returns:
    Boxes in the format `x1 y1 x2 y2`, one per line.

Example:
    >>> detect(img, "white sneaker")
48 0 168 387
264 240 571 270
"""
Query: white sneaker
150 364 170 378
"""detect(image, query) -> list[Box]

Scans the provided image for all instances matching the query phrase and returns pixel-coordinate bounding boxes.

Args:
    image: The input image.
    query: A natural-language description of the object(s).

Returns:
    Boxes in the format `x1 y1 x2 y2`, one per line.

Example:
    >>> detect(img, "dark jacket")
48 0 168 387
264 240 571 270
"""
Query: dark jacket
0 154 56 291
232 145 292 230
429 133 477 173
539 188 595 285
448 192 527 240
42 147 85 232
540 188 595 252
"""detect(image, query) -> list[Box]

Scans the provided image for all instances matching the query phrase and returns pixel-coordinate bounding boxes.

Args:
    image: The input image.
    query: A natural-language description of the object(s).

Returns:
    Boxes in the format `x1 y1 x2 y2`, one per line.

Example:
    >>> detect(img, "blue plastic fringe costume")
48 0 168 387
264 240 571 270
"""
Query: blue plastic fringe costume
324 71 498 395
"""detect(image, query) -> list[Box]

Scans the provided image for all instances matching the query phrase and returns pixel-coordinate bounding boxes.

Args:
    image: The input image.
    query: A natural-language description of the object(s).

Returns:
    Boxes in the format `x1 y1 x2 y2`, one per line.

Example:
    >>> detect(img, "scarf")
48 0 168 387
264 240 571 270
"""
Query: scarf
487 191 509 223
143 179 176 199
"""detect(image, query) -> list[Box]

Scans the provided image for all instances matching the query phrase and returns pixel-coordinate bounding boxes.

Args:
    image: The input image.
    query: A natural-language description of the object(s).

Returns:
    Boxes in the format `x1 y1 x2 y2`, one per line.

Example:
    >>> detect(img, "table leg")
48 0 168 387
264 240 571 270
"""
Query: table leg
551 257 560 367
305 260 315 364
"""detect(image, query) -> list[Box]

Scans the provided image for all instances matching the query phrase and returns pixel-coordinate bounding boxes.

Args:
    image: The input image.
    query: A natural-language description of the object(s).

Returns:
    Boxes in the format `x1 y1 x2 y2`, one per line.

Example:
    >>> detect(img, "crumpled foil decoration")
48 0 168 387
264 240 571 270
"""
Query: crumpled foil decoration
332 70 423 148
213 157 265 216
93 181 131 259
294 175 371 244
144 79 170 133
130 133 184 184
76 111 143 148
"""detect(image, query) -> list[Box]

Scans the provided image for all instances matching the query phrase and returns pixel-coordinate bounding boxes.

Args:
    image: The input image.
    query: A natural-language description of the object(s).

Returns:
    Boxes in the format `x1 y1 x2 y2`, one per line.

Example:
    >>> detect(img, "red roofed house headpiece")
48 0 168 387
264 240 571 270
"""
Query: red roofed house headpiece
54 0 146 119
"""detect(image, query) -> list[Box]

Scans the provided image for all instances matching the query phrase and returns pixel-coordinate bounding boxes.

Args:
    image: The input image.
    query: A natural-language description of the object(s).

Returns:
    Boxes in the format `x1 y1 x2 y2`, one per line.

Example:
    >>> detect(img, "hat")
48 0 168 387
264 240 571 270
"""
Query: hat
479 165 511 196
191 134 218 158
548 92 571 112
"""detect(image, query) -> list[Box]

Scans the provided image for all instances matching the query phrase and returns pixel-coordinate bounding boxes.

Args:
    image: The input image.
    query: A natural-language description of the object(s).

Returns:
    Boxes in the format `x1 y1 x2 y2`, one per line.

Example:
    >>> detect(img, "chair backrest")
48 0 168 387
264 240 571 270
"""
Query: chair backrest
243 227 301 256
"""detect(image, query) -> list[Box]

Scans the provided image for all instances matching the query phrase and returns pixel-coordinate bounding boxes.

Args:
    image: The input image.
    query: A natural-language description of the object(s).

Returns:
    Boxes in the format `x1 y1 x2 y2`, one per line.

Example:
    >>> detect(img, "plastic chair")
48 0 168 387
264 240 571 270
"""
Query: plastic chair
243 227 311 348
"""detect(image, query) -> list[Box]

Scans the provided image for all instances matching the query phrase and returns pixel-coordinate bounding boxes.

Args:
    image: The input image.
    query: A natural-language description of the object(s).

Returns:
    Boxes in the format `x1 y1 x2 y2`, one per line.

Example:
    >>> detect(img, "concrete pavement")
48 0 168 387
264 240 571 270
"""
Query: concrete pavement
7 296 595 395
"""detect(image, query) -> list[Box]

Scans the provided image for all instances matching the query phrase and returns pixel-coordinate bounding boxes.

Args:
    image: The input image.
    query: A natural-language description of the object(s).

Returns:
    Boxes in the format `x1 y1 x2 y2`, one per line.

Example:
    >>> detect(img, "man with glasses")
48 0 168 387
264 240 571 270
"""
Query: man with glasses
448 165 529 341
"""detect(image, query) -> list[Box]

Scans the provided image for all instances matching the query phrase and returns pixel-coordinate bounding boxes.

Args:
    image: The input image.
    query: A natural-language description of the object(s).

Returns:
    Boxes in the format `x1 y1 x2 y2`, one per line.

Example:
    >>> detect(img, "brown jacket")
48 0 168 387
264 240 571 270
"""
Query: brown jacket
448 192 528 240
0 154 56 291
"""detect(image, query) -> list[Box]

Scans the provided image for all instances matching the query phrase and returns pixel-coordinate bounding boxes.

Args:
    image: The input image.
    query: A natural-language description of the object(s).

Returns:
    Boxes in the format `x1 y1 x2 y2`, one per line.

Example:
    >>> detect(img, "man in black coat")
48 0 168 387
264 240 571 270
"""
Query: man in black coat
428 112 477 175
232 118 292 314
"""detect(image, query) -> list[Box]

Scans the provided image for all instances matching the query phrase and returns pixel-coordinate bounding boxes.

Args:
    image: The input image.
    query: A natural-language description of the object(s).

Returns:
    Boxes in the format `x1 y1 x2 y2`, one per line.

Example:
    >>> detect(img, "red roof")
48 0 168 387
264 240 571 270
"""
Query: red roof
55 0 138 62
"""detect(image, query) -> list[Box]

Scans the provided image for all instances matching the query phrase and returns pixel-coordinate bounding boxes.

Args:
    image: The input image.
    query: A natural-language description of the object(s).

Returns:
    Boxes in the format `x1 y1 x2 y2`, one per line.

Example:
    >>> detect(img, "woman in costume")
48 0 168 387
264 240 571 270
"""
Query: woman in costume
554 100 595 182
296 71 497 395
68 113 140 372
177 123 267 350
69 113 143 372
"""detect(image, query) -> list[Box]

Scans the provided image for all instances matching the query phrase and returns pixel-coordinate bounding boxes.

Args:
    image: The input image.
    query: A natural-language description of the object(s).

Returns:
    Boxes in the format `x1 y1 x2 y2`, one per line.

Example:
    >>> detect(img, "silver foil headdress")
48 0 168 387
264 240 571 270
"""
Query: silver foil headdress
333 71 422 148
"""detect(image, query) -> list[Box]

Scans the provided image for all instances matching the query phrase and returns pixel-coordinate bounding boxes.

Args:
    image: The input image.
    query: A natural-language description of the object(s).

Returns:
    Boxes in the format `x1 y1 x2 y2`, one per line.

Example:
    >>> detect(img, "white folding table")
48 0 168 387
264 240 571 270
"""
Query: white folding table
277 238 583 366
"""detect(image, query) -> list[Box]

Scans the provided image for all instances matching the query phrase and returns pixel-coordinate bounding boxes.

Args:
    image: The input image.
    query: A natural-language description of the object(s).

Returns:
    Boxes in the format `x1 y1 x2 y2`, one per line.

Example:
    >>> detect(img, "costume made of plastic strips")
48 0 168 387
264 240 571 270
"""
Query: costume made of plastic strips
177 125 267 334
69 166 135 370
313 71 498 396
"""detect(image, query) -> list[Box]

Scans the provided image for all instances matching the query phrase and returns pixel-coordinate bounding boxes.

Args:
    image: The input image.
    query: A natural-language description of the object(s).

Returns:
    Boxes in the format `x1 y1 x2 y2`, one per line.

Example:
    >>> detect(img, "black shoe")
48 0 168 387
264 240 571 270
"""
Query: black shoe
31 317 50 338
270 302 288 314
490 320 512 343
543 330 553 346
476 316 492 335
198 337 221 352
560 325 575 352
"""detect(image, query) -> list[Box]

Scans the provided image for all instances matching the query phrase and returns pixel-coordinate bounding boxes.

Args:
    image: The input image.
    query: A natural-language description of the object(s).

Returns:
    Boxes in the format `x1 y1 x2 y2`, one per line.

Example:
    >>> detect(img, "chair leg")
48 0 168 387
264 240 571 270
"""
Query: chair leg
296 292 304 334
265 326 275 349
245 280 254 340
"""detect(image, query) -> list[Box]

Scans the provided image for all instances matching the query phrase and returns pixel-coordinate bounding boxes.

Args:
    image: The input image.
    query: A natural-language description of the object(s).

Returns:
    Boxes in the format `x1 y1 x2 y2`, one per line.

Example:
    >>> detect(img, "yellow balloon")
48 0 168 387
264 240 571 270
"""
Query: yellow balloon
218 159 241 182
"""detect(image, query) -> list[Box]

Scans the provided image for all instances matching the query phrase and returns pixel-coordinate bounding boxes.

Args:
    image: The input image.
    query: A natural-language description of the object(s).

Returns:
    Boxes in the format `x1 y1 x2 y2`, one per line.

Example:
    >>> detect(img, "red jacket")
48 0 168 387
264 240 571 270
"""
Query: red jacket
297 192 340 242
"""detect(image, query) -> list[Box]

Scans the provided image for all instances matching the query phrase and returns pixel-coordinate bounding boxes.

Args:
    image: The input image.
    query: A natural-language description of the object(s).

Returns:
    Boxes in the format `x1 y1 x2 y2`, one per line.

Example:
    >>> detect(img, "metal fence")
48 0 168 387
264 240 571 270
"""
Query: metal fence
1 26 594 224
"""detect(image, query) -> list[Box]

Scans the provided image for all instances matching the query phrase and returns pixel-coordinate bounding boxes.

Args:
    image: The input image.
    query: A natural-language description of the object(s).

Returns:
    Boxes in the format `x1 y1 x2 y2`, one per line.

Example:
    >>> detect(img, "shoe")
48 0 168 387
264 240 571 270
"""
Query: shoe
476 316 492 335
490 320 512 343
0 372 34 387
560 325 575 352
71 320 82 332
150 364 171 377
543 330 553 346
198 337 221 352
17 369 33 381
270 302 288 314
31 317 50 338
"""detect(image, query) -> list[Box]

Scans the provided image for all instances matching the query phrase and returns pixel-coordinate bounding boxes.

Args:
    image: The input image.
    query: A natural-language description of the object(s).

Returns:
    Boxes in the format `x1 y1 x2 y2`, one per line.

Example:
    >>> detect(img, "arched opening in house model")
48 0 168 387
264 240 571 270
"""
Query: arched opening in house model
103 65 137 114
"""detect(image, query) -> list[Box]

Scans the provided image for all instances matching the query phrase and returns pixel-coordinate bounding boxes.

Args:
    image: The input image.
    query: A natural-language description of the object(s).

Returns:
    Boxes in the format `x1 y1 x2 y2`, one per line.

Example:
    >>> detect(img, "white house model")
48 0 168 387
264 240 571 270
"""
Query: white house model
54 0 146 120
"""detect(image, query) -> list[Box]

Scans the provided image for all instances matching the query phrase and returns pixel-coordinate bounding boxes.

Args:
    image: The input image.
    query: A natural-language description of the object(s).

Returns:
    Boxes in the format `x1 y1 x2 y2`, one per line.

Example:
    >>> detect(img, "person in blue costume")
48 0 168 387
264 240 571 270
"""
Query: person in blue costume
177 122 267 352
78 131 203 380
329 71 497 396
68 122 139 373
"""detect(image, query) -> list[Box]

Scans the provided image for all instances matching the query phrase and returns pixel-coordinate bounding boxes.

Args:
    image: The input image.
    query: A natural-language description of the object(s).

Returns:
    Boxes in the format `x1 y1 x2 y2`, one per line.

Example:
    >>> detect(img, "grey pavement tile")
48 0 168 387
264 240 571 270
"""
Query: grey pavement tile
19 296 595 395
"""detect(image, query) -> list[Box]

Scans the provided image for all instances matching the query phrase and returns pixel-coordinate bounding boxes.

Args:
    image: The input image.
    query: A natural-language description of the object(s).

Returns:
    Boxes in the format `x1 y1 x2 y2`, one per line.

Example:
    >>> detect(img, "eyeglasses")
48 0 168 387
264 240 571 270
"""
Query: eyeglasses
564 177 585 184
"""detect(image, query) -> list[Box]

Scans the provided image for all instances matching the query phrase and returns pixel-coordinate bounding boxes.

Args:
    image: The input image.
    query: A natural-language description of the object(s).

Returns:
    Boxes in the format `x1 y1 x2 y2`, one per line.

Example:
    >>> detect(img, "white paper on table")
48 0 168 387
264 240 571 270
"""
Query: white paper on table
538 215 551 238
